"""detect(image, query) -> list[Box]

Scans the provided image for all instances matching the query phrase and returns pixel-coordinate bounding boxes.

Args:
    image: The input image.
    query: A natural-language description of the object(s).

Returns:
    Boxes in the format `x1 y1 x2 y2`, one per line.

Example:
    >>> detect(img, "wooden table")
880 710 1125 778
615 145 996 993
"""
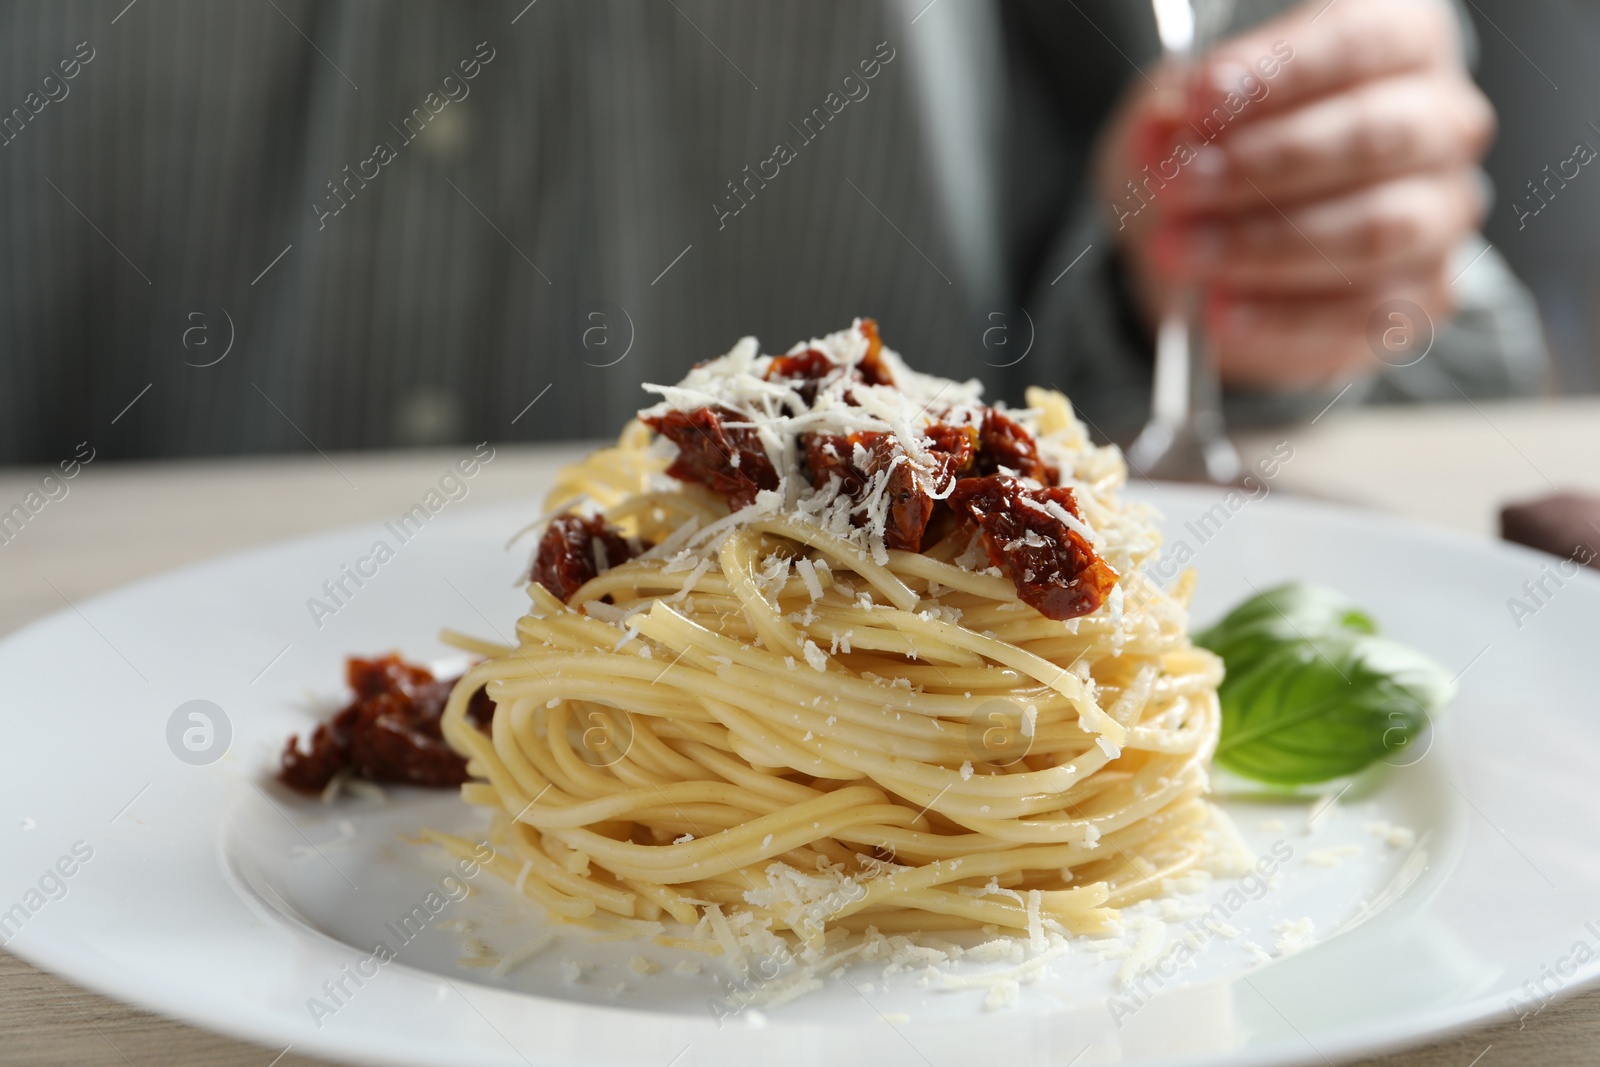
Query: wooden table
3 399 1598 1067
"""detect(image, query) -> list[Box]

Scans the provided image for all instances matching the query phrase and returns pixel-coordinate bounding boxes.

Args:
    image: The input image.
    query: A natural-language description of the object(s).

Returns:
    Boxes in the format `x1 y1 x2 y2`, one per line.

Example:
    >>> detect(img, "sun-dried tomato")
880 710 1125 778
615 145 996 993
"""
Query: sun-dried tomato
765 348 838 407
926 423 978 474
279 654 496 795
803 433 864 495
766 322 891 401
858 318 893 386
881 455 945 551
802 428 969 551
644 406 780 511
974 410 1058 485
530 514 643 603
766 347 836 383
948 475 1118 620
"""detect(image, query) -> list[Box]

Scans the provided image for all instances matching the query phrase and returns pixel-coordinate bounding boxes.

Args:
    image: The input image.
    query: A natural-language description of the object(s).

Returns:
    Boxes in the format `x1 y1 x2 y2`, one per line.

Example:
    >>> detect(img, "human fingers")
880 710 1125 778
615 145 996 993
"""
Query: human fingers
1207 268 1451 390
1158 169 1486 294
1174 70 1494 213
1185 0 1461 130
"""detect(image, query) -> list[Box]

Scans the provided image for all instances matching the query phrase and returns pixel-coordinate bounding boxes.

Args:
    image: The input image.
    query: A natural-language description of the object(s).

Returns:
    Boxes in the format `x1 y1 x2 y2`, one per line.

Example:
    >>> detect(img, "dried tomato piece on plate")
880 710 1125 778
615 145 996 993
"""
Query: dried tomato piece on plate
278 654 495 795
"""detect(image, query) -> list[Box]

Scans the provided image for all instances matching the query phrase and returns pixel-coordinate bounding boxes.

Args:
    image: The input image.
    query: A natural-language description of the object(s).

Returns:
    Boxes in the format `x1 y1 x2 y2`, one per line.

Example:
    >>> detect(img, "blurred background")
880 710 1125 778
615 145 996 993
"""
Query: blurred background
0 0 1592 465
1473 1 1600 395
5 6 1600 1063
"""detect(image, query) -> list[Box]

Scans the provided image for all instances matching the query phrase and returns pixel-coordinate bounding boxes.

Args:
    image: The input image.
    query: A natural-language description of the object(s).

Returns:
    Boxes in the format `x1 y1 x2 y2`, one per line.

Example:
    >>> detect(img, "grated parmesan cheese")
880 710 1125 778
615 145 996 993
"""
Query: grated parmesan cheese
796 557 824 601
983 979 1021 1010
1117 918 1166 987
491 933 554 977
1273 918 1317 956
1363 819 1416 848
1306 792 1342 834
1025 890 1046 952
1305 844 1362 869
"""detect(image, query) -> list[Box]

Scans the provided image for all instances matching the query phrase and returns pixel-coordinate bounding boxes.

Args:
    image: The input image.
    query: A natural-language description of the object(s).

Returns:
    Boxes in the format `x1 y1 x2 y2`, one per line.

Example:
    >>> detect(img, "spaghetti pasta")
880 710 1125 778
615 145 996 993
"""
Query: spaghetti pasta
438 320 1224 959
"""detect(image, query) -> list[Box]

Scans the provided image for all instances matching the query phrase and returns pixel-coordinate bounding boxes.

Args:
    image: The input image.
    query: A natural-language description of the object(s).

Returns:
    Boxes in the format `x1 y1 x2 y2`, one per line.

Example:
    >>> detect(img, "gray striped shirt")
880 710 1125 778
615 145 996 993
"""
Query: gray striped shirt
0 0 1546 463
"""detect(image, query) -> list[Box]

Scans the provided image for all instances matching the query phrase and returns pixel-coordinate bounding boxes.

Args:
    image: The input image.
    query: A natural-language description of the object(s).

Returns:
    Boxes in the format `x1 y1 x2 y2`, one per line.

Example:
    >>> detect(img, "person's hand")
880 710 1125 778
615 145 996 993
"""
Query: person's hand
1093 0 1495 391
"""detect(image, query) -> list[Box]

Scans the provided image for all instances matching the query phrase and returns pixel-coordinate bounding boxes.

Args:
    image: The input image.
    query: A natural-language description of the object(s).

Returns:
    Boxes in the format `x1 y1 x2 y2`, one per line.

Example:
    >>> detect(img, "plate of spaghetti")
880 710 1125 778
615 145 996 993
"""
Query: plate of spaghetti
4 321 1600 1067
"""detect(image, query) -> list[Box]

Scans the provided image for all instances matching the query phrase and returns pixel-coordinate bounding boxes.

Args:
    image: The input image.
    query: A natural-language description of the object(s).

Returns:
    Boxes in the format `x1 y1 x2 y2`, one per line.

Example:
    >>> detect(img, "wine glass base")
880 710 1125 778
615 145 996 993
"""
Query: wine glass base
1125 422 1242 485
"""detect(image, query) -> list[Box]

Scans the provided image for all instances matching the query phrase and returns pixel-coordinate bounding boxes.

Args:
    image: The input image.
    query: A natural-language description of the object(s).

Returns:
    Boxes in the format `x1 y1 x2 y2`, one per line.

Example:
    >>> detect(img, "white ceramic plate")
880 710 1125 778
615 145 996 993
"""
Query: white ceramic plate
4 481 1600 1067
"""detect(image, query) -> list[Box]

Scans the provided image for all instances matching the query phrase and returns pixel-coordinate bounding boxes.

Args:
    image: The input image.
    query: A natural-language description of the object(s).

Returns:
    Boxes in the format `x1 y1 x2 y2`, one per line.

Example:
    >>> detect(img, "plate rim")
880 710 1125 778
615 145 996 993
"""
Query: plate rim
5 482 1599 1067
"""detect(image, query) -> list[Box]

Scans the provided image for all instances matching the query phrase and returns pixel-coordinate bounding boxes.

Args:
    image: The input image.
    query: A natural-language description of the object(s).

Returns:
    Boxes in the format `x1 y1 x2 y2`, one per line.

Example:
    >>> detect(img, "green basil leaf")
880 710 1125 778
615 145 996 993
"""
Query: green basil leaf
1197 584 1455 787
1195 582 1374 679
